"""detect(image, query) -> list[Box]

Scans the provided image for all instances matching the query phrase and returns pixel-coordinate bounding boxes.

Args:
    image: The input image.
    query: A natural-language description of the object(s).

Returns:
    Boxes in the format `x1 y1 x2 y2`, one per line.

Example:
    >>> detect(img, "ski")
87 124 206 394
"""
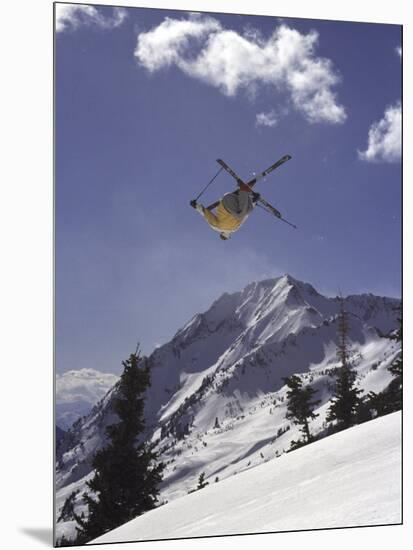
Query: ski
258 197 282 218
216 154 291 189
256 196 297 228
246 154 292 188
206 155 292 216
256 201 297 229
216 159 244 186
237 179 296 228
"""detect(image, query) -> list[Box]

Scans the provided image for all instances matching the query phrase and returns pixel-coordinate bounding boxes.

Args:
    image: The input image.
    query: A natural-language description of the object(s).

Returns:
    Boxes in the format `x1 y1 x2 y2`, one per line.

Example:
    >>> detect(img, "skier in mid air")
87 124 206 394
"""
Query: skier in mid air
190 154 296 239
190 184 260 240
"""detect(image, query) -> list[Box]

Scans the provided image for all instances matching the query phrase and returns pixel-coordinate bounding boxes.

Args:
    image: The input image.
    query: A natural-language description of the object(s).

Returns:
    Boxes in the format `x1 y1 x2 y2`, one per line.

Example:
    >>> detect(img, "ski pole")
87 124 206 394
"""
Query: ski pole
279 217 297 229
194 166 224 201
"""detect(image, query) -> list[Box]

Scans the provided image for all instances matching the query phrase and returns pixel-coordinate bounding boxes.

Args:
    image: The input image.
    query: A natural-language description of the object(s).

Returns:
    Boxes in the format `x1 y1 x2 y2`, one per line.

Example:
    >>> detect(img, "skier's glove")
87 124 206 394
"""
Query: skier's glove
190 200 204 215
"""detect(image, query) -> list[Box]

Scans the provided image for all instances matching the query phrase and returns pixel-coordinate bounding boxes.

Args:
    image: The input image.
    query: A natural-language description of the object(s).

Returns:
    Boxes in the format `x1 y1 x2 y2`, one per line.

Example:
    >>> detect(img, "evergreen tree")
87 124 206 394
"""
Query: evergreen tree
386 309 402 410
283 374 321 446
55 534 74 547
327 299 363 430
74 350 164 544
57 490 78 523
368 311 402 416
197 472 209 490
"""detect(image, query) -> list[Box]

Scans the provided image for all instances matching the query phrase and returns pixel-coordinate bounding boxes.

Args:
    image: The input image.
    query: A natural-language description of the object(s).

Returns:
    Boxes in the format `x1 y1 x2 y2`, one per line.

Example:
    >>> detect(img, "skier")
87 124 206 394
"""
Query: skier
190 184 260 240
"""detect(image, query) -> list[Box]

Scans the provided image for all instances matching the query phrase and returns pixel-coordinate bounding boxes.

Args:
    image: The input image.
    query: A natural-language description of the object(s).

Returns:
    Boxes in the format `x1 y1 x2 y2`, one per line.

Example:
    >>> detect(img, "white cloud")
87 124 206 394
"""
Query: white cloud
56 368 119 429
358 102 401 163
55 4 127 33
56 368 118 404
134 16 221 72
135 17 346 124
396 46 402 58
256 110 278 127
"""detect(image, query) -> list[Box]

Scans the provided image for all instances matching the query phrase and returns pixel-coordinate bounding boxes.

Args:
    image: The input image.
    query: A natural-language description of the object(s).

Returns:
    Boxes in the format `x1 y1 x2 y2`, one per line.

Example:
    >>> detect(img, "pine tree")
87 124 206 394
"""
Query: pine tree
283 374 321 446
327 299 363 430
197 472 209 490
74 350 164 544
387 309 402 409
368 310 402 416
57 490 78 523
55 534 74 547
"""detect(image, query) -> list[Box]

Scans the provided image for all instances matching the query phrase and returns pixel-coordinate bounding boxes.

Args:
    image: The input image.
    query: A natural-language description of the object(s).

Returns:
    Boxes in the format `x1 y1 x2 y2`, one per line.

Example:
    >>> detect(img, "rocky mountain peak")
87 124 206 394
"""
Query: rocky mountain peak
55 274 401 542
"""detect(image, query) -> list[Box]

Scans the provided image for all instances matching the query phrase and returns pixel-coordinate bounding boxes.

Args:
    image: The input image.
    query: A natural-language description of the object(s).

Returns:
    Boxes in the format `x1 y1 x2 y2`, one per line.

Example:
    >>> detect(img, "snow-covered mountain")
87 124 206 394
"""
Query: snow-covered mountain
55 274 401 542
56 368 119 430
56 426 66 447
92 411 402 543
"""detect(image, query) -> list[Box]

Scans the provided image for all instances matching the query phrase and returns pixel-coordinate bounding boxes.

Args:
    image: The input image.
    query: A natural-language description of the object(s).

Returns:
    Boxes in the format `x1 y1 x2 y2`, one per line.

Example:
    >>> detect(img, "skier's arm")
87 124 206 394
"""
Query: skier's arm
190 199 220 225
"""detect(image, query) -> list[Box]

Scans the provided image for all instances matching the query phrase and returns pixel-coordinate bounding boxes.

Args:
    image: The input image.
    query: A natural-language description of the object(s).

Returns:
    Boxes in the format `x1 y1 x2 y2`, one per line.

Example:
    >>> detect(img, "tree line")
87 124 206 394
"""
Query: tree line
282 300 402 450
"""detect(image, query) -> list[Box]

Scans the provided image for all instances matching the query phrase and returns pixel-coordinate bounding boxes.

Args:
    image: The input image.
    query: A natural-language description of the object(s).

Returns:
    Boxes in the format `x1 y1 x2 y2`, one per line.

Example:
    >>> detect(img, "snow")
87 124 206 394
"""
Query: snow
152 325 396 505
55 275 401 541
158 363 218 422
91 412 401 544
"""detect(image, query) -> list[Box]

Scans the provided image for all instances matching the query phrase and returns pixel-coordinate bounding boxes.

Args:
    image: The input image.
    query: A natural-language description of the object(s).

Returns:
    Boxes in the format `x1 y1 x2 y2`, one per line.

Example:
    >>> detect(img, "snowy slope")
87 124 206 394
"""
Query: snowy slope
55 275 401 540
92 412 402 543
150 328 398 505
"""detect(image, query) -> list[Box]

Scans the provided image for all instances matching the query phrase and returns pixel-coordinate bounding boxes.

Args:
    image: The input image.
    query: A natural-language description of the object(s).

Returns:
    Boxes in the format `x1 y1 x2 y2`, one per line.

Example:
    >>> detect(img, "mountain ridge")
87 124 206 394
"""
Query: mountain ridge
55 274 400 541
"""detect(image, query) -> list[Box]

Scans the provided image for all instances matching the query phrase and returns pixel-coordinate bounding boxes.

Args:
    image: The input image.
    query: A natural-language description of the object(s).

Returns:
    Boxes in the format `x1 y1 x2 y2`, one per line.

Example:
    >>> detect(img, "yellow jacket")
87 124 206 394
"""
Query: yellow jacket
201 190 254 234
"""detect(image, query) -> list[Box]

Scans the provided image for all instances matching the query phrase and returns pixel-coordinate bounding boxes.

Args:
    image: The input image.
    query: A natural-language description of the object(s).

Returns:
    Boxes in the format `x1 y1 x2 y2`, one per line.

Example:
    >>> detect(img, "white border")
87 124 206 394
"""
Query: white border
1 1 410 549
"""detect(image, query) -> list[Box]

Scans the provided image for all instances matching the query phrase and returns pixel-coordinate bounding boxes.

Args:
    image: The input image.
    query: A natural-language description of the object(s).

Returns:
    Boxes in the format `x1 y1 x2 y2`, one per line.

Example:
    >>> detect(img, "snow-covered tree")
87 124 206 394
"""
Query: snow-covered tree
368 310 402 416
57 490 78 523
327 300 363 430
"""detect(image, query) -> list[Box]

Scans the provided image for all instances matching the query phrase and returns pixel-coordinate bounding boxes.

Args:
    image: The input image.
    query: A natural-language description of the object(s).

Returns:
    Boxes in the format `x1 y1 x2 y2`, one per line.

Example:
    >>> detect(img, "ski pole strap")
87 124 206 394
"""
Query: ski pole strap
195 166 224 201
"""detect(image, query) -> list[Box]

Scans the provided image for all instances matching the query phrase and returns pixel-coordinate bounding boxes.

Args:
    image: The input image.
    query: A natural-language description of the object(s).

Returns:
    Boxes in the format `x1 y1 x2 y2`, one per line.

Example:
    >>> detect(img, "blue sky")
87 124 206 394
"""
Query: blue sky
55 3 401 375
